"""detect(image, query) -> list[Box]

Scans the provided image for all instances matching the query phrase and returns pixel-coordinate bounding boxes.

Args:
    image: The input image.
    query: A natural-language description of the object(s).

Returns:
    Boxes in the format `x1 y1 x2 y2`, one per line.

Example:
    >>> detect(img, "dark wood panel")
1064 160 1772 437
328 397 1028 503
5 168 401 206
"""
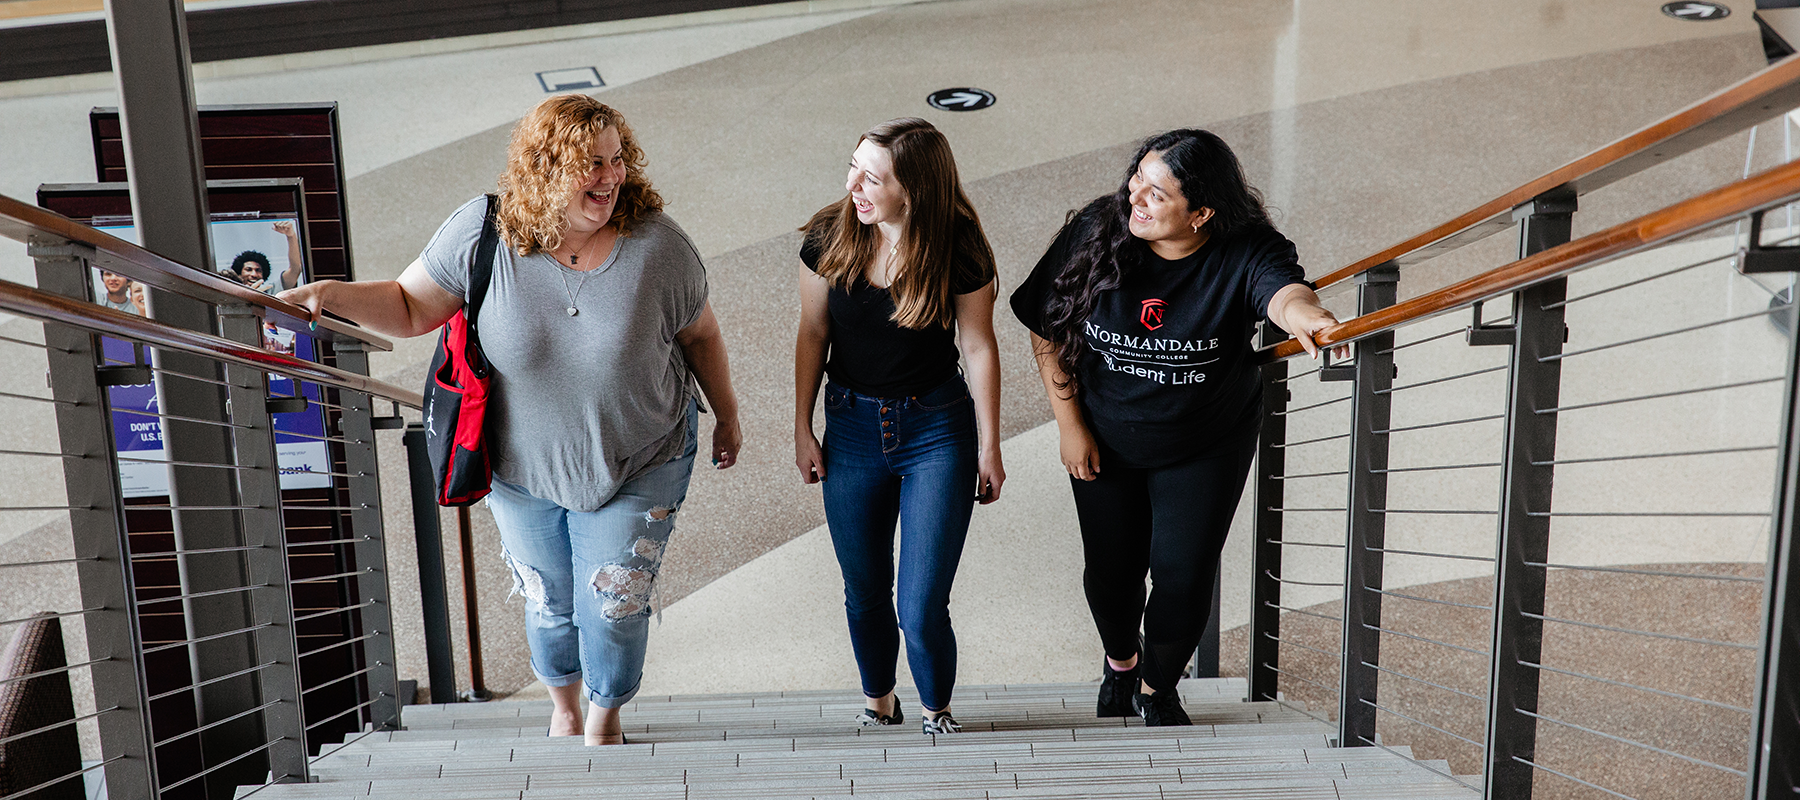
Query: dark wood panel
0 0 797 82
93 109 337 152
304 220 342 249
310 248 346 280
91 105 358 279
98 155 342 194
304 191 344 219
98 136 336 169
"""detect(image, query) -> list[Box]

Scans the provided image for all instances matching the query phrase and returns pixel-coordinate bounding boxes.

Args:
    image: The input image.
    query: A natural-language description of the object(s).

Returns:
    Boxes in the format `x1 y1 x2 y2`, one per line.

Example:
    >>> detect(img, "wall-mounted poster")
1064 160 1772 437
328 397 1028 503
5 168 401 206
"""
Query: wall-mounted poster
93 216 330 496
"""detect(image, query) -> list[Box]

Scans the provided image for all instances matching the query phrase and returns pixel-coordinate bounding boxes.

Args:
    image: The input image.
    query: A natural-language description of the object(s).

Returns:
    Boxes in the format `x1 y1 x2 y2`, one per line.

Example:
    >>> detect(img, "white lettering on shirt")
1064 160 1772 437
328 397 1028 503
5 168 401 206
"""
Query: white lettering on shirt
1086 321 1220 385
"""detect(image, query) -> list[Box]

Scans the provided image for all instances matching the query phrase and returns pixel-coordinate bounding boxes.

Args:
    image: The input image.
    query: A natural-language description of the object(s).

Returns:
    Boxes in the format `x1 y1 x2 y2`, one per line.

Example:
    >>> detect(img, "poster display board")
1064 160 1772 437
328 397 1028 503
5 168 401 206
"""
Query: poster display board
93 217 330 495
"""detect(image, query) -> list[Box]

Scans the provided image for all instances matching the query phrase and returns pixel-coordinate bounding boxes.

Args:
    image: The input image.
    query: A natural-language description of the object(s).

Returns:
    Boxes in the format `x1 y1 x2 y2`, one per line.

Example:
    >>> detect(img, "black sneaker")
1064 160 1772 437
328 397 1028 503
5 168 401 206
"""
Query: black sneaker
1132 690 1192 727
1098 660 1138 717
855 702 904 727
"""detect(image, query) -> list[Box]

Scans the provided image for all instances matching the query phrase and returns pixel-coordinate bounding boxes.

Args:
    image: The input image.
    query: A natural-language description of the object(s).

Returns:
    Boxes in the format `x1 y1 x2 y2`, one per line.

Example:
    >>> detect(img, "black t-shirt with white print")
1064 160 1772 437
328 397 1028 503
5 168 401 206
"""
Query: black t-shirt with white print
802 227 995 398
1010 216 1308 468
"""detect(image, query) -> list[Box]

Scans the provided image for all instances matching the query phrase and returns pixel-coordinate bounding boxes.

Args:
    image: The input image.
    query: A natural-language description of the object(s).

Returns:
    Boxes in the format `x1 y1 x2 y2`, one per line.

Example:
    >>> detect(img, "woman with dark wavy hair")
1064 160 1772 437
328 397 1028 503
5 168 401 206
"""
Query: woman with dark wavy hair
282 94 741 745
1010 129 1341 726
795 118 1003 735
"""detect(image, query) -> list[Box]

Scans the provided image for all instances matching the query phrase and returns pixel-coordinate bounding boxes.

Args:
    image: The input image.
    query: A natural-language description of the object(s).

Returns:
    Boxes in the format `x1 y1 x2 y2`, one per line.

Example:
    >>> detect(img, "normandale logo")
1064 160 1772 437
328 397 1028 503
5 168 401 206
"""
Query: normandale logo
1140 298 1167 331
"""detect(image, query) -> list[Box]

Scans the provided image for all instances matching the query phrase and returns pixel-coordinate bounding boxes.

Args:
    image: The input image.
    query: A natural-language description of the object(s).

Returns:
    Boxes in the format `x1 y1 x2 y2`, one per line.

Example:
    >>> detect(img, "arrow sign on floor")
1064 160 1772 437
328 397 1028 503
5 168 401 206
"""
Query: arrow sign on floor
1661 2 1729 20
927 87 996 112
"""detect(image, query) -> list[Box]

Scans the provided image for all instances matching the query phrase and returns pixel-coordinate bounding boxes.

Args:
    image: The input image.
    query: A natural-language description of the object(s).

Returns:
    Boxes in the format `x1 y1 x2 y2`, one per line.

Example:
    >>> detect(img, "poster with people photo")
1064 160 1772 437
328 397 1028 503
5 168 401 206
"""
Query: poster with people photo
92 218 331 495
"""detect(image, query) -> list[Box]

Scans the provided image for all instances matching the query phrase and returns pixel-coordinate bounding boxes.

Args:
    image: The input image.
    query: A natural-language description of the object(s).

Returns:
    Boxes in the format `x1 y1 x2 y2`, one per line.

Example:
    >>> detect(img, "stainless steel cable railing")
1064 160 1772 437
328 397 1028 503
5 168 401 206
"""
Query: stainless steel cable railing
0 194 419 800
1249 106 1800 800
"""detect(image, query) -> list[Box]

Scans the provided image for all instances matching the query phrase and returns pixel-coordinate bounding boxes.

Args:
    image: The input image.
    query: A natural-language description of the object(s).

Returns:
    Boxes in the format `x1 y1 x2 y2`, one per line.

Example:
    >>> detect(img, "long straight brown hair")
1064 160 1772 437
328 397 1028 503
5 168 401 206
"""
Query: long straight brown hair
801 118 995 329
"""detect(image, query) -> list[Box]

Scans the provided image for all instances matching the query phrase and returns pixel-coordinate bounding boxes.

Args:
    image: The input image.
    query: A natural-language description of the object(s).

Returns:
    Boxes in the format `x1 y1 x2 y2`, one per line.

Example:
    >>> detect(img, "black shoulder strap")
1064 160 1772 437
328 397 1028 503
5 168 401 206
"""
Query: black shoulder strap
466 193 500 328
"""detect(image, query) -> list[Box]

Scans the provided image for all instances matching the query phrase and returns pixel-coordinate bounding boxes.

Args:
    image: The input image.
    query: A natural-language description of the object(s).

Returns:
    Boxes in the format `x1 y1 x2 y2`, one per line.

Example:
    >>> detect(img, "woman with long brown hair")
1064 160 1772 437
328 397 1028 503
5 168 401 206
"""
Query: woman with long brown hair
281 94 741 745
794 118 1003 735
1011 129 1341 727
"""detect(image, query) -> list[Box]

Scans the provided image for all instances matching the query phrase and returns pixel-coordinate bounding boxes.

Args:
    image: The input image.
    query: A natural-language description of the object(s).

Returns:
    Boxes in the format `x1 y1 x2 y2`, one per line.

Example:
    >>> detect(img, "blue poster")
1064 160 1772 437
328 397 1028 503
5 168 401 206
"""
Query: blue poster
95 219 331 496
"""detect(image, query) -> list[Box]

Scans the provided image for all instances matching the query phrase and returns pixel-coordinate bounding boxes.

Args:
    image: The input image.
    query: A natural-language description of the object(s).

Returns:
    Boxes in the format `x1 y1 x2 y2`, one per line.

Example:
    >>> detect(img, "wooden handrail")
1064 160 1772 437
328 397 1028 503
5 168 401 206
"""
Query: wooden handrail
0 273 422 407
1263 155 1800 363
1314 54 1800 290
0 193 393 352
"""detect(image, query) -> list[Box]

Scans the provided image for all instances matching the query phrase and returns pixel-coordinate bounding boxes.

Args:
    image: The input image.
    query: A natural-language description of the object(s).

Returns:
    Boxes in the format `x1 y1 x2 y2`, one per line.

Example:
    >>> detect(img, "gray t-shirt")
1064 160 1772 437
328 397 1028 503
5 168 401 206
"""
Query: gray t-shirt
422 198 708 512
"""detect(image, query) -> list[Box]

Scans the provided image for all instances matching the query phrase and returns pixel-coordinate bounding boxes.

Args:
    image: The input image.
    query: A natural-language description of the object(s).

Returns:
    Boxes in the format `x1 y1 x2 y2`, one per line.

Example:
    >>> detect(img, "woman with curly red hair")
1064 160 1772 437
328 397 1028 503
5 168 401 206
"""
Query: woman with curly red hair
282 94 741 745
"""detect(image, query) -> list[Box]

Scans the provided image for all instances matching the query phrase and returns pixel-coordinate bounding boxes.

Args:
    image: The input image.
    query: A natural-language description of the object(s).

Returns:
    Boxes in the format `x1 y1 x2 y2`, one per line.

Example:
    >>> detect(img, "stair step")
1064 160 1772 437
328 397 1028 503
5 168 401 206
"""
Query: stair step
239 681 1465 800
313 745 1434 783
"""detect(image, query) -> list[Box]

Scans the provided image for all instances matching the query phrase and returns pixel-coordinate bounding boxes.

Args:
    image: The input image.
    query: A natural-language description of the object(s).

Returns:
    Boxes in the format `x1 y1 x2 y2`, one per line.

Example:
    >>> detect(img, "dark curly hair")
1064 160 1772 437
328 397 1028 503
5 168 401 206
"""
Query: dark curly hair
230 250 270 279
1042 129 1270 390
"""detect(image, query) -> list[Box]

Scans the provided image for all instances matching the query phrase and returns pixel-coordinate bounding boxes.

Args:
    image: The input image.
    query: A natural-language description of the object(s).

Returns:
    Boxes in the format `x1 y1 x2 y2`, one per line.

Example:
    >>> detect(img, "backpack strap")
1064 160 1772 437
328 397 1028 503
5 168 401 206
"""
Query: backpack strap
466 193 500 329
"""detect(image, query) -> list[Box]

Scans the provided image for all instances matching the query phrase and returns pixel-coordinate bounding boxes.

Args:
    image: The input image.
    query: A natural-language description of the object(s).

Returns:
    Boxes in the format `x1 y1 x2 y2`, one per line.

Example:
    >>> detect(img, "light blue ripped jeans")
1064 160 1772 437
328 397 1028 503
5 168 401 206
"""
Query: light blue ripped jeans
485 403 698 708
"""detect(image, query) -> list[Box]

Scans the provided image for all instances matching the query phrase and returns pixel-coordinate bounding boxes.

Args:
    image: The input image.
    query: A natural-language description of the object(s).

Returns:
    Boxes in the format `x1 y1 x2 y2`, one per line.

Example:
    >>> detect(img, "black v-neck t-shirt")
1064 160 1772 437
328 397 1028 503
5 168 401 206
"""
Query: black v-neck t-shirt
1010 218 1307 467
802 233 995 397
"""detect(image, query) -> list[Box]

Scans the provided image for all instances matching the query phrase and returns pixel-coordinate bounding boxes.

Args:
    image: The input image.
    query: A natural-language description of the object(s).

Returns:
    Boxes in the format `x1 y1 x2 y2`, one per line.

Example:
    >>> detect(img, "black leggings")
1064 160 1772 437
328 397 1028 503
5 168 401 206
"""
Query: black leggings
1069 438 1256 693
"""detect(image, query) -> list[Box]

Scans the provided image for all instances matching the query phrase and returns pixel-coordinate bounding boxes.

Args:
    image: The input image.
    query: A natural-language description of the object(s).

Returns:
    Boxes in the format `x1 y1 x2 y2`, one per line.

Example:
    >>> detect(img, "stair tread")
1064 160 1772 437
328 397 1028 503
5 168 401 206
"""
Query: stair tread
242 681 1464 800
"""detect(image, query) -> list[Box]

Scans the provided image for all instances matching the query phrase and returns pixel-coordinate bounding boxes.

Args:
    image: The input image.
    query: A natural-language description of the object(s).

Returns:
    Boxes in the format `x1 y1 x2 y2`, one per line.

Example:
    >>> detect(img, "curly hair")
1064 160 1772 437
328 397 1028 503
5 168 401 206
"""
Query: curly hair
496 94 665 255
230 250 270 278
1043 129 1270 390
800 118 995 329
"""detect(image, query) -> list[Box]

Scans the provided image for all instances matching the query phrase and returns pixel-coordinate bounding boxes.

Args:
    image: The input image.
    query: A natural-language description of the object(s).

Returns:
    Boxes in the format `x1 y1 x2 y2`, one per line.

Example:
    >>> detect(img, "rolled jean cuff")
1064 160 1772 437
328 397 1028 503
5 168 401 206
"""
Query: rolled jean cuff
536 669 582 689
586 680 641 709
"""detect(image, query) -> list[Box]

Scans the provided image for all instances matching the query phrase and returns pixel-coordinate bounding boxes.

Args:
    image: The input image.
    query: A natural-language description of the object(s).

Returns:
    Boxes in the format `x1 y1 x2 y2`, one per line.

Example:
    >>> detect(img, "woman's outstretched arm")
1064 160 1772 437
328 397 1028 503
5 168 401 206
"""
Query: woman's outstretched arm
276 258 462 339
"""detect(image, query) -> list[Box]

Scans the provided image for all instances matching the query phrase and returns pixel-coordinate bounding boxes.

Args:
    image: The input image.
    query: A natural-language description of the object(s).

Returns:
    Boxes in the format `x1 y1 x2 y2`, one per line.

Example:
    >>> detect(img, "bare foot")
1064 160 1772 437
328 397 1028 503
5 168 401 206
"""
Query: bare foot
548 708 582 737
584 701 624 746
546 682 584 737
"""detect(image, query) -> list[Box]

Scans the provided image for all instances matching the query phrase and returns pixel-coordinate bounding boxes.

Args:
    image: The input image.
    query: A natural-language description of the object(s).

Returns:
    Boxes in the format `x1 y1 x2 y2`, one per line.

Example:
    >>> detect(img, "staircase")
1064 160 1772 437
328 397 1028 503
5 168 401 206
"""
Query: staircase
252 679 1476 799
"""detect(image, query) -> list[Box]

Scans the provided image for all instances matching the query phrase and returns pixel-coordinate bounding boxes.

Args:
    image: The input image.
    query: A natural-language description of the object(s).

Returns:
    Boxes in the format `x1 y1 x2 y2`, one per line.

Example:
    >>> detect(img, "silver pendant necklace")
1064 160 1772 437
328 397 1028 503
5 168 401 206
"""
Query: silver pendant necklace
555 234 599 316
557 270 589 316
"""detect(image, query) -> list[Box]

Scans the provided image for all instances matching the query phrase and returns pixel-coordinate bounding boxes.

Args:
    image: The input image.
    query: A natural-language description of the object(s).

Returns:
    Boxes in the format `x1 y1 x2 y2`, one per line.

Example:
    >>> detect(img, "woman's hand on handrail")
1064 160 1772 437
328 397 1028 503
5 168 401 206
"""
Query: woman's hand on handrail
1268 283 1349 361
277 259 463 339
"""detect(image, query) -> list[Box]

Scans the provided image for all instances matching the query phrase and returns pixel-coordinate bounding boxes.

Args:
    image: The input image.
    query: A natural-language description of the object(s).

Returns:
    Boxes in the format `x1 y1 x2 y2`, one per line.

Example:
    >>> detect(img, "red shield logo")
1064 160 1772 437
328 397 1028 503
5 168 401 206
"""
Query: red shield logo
1140 298 1166 331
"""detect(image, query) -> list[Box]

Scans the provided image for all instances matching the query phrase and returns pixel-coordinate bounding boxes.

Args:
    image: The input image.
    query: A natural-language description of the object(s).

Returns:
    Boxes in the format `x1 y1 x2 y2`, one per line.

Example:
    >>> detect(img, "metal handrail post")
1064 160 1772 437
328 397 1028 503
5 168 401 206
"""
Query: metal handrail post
1248 320 1290 702
456 507 490 700
1749 266 1800 799
333 343 402 729
217 305 309 781
1338 263 1399 748
1481 190 1575 799
401 424 459 704
106 0 270 790
32 237 159 799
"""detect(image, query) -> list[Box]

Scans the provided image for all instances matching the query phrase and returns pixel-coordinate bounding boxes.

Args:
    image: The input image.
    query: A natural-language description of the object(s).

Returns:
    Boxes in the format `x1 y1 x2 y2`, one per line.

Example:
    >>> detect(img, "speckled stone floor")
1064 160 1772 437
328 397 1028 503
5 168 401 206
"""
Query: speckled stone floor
0 2 1790 796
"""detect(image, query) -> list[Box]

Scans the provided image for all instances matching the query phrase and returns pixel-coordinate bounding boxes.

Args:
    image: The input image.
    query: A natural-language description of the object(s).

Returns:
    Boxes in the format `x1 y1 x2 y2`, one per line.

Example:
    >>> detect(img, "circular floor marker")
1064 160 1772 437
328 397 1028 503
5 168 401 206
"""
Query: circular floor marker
927 88 996 112
1661 2 1729 20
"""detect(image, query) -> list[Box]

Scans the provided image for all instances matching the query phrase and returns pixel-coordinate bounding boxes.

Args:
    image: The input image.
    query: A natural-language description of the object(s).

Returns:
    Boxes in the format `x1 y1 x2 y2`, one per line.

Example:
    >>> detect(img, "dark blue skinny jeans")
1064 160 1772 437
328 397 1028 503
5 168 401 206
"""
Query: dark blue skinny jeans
821 376 977 713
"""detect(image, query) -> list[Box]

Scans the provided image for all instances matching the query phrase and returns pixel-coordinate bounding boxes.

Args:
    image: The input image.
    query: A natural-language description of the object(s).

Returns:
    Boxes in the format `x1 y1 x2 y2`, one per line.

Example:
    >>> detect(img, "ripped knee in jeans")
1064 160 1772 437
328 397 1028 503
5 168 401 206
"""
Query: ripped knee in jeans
502 550 548 605
591 533 669 621
643 503 678 524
